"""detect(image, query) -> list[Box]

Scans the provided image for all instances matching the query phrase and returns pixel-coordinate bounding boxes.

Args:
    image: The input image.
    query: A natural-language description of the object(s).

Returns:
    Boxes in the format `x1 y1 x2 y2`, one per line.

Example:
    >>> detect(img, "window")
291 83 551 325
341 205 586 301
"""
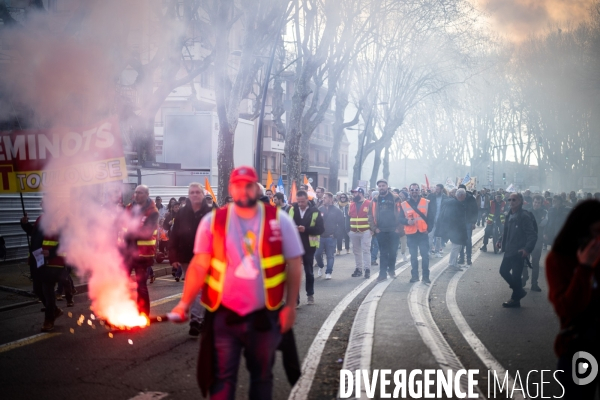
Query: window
262 156 267 172
271 156 276 173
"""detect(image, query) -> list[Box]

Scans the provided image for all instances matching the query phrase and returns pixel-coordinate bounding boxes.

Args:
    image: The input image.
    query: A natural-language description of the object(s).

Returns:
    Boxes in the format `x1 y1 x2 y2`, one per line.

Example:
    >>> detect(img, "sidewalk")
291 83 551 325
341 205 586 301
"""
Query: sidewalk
0 260 174 311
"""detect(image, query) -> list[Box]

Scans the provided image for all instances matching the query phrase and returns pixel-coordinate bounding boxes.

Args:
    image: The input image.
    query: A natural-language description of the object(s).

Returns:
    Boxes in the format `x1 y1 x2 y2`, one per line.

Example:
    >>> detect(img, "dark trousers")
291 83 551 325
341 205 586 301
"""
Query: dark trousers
477 209 488 225
301 249 315 298
377 231 399 279
316 237 336 274
407 232 430 280
499 254 526 300
337 232 350 251
56 267 74 302
459 223 473 261
371 236 379 262
38 267 64 321
523 241 543 286
129 261 151 315
210 308 282 400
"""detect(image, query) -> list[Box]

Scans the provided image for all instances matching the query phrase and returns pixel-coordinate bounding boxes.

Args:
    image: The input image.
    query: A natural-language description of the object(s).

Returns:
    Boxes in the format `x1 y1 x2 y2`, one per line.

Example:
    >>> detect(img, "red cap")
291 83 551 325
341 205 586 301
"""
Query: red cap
230 166 258 184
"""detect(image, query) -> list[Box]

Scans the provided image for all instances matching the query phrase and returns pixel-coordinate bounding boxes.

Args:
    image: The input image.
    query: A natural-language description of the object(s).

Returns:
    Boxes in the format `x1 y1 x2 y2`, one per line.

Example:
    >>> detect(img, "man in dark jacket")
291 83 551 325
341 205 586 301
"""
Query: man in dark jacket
370 179 403 281
521 195 547 292
289 190 324 305
458 184 478 265
498 192 538 308
438 189 468 271
170 183 213 336
316 192 345 279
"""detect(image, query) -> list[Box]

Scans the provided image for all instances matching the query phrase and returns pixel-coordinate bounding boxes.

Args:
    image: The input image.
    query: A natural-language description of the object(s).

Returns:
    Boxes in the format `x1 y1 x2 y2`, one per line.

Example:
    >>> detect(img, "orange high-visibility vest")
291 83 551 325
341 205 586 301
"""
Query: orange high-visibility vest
201 202 287 312
349 200 371 232
125 202 158 258
401 198 429 234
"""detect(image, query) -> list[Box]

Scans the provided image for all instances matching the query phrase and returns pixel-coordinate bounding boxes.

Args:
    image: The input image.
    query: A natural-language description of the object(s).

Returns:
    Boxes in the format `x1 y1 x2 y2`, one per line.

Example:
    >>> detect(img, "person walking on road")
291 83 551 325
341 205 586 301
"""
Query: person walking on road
458 184 478 265
289 190 324 305
498 193 538 308
316 192 345 279
521 195 547 292
370 179 403 281
170 166 304 400
546 200 600 400
438 188 468 272
476 190 490 226
427 184 448 258
481 193 506 253
123 185 159 315
399 183 435 283
169 183 213 336
348 187 375 278
335 193 351 255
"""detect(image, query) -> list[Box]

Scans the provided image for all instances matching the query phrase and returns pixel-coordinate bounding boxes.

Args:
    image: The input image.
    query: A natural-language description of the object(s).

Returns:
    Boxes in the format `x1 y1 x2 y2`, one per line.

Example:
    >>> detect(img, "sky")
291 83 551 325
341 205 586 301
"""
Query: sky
470 0 595 42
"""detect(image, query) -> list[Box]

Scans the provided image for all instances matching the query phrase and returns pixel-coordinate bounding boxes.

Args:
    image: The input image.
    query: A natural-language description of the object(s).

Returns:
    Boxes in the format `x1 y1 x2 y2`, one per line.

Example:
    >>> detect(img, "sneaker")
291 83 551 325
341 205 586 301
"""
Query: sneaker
371 261 378 266
422 277 431 284
325 273 332 280
467 260 472 266
531 285 542 292
388 270 396 279
189 321 203 337
346 249 351 254
307 296 314 305
41 320 54 332
317 268 323 278
351 268 363 277
480 245 487 252
409 277 419 283
502 299 520 308
364 269 370 279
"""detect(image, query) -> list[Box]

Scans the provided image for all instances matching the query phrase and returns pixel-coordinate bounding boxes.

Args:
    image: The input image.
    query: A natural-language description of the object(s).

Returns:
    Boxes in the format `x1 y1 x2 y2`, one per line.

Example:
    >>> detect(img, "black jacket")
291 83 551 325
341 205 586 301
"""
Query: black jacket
437 198 468 245
464 192 478 224
426 192 449 228
501 208 538 256
169 200 212 264
318 205 345 238
289 204 324 251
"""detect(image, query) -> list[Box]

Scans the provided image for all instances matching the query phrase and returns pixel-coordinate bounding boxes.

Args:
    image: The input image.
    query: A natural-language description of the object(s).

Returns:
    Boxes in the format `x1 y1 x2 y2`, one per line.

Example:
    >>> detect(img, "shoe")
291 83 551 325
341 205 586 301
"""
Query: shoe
422 278 431 284
67 301 74 307
409 277 419 283
54 308 64 319
493 247 499 254
376 276 387 282
189 321 203 337
149 275 156 284
502 299 521 308
346 249 351 254
388 270 396 279
182 278 185 281
317 268 323 278
371 261 378 266
457 258 465 265
467 260 472 266
449 265 464 271
364 269 370 279
351 268 363 277
41 320 54 332
336 250 341 256
531 285 542 292
480 245 487 252
307 296 314 305
436 253 443 258
175 277 180 282
325 273 331 280
515 290 528 301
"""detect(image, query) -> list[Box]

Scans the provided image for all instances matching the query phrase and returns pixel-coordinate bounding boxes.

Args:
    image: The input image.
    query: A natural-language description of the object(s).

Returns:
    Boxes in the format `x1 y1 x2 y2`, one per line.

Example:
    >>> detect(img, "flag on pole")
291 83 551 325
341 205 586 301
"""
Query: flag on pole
506 183 515 193
204 177 218 205
266 170 274 192
276 176 285 193
303 175 316 199
445 177 456 190
425 174 430 190
461 172 471 185
290 180 298 204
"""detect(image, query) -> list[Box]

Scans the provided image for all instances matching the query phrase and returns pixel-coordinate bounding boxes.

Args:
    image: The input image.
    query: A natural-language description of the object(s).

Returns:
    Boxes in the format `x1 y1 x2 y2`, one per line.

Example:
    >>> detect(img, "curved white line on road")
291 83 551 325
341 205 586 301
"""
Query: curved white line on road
408 230 486 398
446 248 526 400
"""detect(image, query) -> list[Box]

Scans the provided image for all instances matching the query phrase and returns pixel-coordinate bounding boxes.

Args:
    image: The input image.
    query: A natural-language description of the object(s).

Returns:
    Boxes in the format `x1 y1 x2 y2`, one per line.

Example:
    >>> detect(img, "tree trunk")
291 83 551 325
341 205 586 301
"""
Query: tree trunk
369 147 382 189
300 133 311 175
382 146 390 182
134 116 156 163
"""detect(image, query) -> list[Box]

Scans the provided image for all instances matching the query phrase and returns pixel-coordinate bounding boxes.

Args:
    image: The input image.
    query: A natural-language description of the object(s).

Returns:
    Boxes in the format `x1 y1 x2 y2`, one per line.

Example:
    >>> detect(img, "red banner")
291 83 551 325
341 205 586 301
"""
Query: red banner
0 117 126 192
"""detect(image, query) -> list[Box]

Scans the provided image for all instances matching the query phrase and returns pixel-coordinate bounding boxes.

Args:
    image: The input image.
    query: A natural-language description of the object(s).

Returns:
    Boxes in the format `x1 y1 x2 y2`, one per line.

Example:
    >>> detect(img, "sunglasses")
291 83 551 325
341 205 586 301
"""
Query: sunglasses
507 198 518 202
409 189 420 192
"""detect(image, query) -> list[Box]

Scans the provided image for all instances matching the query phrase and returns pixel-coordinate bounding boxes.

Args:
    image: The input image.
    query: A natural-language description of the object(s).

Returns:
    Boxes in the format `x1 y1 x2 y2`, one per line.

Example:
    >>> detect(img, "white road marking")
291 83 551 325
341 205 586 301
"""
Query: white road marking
341 263 410 400
408 229 486 398
150 293 182 307
446 246 526 400
127 392 169 400
0 332 61 354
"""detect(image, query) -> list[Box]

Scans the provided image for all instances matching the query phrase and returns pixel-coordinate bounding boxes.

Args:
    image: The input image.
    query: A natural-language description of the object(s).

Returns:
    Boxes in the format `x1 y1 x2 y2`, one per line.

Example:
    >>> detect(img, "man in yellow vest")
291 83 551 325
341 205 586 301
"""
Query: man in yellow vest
170 166 303 399
399 183 436 283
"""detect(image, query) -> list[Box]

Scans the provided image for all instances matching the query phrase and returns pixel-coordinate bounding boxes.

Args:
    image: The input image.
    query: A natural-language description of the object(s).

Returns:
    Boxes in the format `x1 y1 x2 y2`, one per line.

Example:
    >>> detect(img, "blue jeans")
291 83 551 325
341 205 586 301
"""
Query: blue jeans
371 236 379 263
407 232 430 280
210 308 282 400
316 237 336 274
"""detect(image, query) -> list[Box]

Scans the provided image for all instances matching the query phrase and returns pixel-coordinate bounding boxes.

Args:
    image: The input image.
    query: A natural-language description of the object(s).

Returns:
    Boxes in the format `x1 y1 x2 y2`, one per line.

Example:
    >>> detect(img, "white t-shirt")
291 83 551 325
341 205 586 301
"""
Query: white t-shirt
194 206 304 316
